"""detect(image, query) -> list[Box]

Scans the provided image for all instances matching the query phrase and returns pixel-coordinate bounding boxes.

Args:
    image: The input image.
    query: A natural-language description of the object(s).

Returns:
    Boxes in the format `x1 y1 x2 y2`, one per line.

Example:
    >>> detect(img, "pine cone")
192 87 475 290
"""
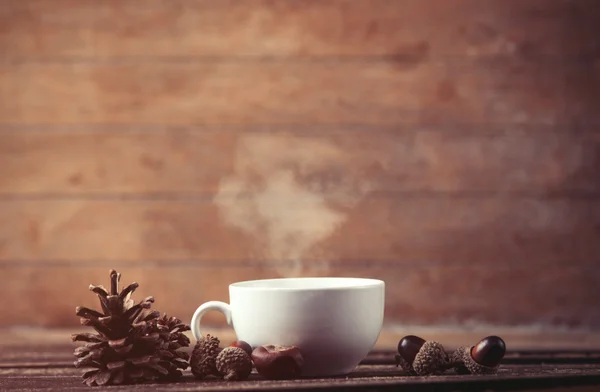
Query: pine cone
71 269 191 386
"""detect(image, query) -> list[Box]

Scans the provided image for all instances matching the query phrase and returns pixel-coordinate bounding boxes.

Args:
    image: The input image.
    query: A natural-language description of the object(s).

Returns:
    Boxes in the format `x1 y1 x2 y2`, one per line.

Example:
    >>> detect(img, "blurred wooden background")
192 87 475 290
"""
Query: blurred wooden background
0 0 599 336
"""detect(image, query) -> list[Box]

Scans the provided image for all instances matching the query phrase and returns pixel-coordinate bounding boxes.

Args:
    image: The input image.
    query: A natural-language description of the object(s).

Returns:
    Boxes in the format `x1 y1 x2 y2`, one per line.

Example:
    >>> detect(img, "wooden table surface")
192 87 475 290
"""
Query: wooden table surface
3 329 600 391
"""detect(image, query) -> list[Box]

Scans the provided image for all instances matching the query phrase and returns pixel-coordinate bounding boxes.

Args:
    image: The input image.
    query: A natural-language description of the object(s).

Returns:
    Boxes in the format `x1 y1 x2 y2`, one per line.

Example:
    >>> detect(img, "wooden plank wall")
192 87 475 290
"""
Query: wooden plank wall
0 0 599 330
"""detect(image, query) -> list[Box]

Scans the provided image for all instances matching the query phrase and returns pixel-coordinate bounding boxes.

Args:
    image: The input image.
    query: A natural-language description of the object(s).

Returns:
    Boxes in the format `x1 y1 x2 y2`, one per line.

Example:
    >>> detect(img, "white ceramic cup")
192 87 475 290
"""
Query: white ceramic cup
191 277 385 377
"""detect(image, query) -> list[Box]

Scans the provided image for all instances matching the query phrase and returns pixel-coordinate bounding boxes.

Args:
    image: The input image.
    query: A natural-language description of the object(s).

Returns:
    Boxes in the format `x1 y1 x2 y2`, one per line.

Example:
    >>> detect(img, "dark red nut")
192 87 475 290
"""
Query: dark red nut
251 345 304 380
397 335 426 365
470 336 506 367
229 340 253 357
395 336 449 375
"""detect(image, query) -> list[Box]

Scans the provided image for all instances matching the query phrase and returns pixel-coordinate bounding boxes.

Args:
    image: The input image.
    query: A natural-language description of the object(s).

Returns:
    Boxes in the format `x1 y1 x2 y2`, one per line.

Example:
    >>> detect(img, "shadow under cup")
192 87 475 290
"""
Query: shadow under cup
191 277 385 377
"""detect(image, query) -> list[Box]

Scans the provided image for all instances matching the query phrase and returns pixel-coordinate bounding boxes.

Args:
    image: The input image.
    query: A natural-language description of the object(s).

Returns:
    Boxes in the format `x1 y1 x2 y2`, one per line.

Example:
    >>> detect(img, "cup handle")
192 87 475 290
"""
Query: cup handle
190 301 233 342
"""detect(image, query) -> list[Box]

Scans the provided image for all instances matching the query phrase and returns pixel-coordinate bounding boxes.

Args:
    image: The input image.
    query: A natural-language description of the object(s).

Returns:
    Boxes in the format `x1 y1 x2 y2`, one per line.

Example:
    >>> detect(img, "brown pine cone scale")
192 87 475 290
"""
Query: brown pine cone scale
71 270 191 386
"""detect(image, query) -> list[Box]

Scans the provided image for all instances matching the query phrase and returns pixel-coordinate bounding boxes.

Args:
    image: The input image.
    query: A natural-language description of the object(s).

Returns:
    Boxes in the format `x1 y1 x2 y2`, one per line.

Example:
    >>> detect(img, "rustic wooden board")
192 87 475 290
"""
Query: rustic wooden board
0 130 224 195
0 198 598 265
2 265 598 327
1 0 599 57
4 347 600 369
1 60 597 125
0 129 598 195
1 0 600 334
2 348 600 392
5 328 600 355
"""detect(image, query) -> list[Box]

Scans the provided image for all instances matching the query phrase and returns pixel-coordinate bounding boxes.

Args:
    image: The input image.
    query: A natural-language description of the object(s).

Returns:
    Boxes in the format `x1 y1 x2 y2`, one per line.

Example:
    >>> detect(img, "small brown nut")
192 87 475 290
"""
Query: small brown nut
190 334 221 379
216 347 253 381
462 336 506 374
471 336 506 367
395 335 426 374
395 335 449 376
251 345 304 380
449 346 470 374
412 341 449 376
229 340 253 357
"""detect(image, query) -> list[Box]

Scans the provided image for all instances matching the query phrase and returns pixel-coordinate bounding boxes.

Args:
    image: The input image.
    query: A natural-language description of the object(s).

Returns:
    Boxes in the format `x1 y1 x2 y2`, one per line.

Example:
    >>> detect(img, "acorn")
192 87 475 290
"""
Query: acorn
395 335 449 376
461 336 506 374
251 345 304 380
216 347 253 381
190 334 221 379
395 335 425 374
229 340 253 357
448 346 470 374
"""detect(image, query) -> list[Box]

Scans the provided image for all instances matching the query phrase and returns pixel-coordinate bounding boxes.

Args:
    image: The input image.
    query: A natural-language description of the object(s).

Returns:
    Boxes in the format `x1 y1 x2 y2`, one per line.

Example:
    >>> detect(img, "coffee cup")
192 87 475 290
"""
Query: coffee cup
191 277 385 377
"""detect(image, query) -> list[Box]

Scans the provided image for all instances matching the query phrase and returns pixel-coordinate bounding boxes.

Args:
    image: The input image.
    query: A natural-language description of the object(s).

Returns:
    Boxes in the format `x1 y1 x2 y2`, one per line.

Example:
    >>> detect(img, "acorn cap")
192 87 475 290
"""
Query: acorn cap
461 346 500 375
412 341 449 376
394 353 416 375
216 347 253 381
449 346 470 374
190 334 221 379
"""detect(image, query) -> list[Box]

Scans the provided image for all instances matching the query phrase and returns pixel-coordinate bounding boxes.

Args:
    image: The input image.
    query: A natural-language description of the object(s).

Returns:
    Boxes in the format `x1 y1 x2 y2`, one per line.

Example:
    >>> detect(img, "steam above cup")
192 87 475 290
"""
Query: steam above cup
191 277 385 377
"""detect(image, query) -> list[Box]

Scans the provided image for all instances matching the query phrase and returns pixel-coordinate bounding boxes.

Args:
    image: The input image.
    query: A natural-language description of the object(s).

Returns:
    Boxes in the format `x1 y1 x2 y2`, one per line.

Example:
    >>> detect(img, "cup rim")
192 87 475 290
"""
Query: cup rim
229 276 384 291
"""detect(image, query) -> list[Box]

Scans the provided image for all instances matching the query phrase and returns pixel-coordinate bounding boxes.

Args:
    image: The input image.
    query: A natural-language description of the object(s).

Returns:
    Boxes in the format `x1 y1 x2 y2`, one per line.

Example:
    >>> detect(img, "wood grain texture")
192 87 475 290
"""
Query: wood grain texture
1 0 599 331
1 0 599 57
5 331 600 360
2 361 600 392
1 60 597 125
0 130 227 194
4 356 600 392
4 328 600 353
0 198 598 267
1 129 599 195
2 266 599 328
